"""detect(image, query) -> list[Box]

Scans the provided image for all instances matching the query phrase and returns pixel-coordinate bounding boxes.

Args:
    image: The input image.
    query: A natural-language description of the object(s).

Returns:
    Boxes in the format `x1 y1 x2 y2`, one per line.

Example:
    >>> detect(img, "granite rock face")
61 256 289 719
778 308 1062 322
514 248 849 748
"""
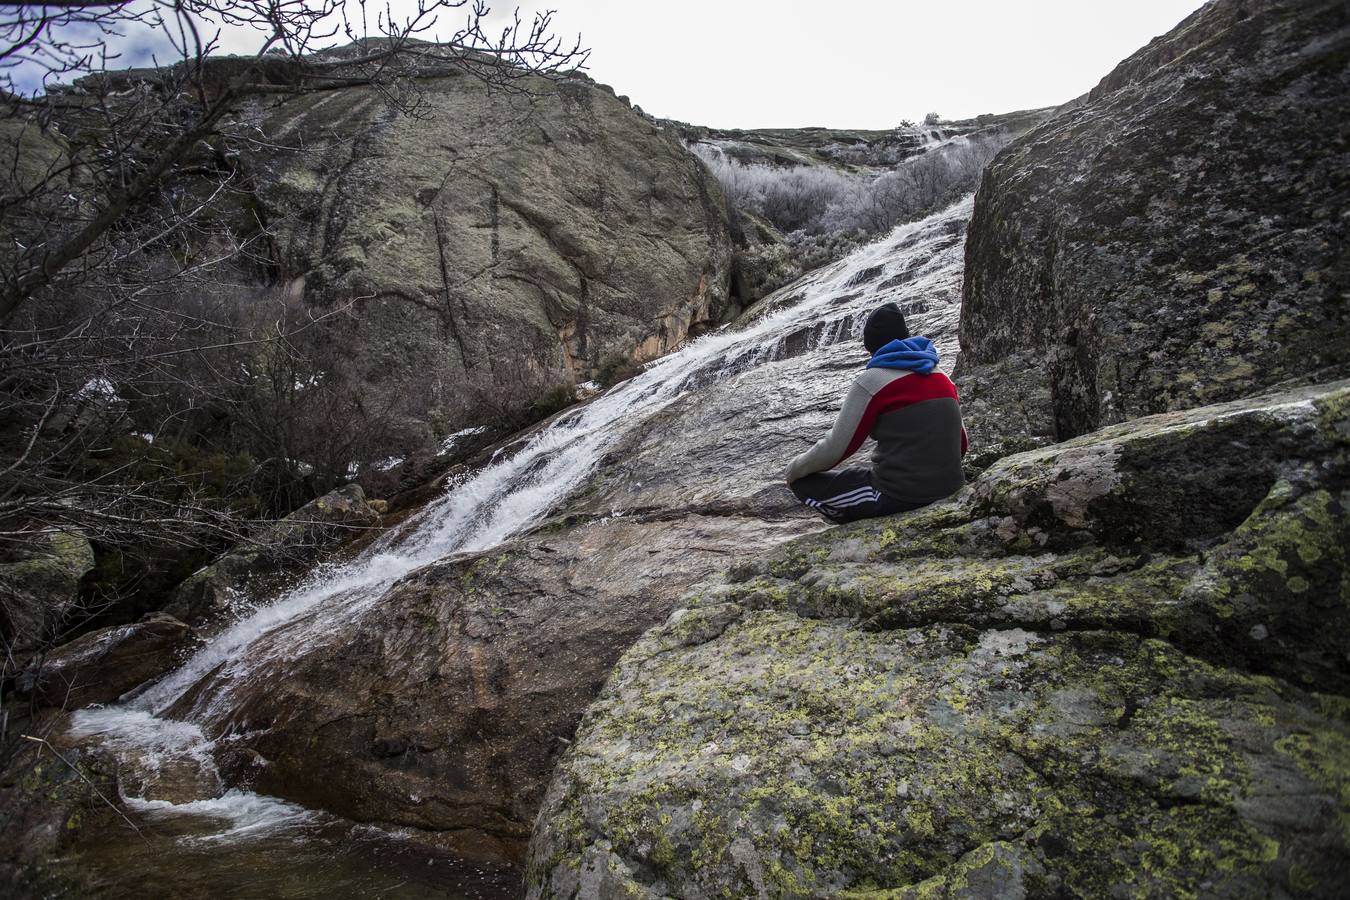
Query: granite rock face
527 380 1350 899
957 0 1349 457
243 69 735 389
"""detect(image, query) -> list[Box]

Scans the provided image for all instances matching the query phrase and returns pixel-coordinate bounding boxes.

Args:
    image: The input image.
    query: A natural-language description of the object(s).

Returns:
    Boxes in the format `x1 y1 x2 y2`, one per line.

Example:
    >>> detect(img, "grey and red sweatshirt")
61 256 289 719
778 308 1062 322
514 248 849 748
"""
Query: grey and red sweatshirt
784 366 968 505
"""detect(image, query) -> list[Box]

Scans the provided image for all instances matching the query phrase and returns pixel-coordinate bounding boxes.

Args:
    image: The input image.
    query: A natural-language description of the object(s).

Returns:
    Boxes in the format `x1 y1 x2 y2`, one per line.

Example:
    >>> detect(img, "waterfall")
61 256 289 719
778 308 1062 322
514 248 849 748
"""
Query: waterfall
70 194 973 840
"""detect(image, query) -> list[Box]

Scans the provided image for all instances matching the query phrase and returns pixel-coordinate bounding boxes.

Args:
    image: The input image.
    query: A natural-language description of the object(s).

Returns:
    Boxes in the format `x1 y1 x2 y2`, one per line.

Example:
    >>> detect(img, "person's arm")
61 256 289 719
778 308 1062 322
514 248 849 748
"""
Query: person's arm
784 379 877 483
961 425 969 457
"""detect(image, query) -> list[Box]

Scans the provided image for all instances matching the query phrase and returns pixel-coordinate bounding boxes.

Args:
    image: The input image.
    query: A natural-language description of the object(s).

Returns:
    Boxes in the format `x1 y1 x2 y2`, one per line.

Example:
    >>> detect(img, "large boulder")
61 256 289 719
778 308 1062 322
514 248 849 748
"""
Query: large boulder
25 57 738 487
17 613 193 709
956 0 1350 457
165 483 378 628
528 380 1350 898
242 66 736 400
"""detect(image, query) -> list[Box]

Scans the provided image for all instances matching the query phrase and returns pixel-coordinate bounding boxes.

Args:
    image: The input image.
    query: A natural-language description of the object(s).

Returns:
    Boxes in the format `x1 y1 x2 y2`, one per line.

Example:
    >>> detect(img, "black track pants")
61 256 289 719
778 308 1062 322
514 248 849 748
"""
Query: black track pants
788 466 923 524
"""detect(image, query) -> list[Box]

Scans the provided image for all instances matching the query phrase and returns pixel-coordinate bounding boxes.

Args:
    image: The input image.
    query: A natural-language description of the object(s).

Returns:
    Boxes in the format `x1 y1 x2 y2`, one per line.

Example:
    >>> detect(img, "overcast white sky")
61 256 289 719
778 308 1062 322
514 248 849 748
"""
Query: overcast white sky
480 0 1210 128
54 1 1211 128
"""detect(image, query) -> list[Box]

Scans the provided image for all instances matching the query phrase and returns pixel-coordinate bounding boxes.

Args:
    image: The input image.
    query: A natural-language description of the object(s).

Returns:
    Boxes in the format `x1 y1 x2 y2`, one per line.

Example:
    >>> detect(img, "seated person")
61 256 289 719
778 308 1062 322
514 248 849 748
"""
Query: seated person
785 302 968 523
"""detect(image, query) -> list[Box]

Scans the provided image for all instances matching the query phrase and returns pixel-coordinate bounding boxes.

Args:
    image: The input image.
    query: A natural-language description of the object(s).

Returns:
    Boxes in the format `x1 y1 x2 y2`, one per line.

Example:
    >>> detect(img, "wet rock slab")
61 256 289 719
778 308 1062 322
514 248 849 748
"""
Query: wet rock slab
176 512 809 863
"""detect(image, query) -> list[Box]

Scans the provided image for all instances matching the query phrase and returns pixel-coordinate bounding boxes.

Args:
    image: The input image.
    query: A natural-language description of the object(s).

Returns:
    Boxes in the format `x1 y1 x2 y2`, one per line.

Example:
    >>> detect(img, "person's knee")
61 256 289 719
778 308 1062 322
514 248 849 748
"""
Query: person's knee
787 476 816 503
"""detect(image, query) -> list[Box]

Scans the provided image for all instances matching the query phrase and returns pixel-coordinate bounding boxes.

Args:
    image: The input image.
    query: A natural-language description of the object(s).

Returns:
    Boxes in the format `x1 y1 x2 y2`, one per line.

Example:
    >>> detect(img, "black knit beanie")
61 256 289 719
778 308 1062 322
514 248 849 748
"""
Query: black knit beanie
862 302 909 354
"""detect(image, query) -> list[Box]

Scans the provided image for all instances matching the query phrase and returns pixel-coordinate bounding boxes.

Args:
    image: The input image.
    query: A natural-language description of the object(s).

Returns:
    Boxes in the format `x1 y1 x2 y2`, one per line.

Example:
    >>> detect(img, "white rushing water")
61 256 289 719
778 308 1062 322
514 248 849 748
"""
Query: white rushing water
71 195 973 839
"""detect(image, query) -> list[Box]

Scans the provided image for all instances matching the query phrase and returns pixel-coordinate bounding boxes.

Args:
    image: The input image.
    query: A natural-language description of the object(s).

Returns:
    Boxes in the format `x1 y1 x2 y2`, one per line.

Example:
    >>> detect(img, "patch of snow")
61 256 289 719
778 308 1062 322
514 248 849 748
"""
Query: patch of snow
75 377 118 401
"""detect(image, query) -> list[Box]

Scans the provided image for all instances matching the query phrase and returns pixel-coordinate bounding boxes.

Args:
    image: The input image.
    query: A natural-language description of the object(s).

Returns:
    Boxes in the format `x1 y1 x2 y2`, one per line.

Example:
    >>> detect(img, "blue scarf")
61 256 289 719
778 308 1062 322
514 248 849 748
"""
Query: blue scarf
866 336 939 374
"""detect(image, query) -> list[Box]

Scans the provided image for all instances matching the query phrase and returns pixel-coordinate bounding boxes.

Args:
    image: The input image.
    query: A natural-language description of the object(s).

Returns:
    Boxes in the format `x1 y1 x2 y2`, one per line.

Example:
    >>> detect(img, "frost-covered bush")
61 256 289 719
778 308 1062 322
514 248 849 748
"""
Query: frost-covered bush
694 132 1010 299
694 132 1008 242
823 134 1008 234
697 151 858 234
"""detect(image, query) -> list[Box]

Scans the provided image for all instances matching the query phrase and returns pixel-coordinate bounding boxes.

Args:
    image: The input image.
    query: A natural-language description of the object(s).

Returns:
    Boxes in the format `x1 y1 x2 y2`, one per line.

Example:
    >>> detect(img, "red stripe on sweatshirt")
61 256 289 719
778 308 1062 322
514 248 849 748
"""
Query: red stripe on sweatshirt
838 372 961 463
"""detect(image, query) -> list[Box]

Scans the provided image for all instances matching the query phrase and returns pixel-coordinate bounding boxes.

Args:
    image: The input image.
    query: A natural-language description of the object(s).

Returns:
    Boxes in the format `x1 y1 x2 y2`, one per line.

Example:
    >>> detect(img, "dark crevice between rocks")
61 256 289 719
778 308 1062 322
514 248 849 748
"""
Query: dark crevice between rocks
1049 324 1101 442
1088 437 1284 553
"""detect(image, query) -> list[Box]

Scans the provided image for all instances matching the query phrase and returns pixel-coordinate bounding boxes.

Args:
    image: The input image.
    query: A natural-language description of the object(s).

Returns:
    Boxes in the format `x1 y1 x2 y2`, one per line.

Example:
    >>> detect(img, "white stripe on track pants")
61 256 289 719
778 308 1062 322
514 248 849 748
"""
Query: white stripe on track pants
788 466 921 524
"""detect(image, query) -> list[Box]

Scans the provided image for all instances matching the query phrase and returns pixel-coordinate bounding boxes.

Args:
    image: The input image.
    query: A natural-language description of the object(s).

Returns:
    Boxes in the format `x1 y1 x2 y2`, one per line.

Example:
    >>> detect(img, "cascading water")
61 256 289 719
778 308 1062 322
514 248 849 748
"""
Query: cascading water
67 196 973 882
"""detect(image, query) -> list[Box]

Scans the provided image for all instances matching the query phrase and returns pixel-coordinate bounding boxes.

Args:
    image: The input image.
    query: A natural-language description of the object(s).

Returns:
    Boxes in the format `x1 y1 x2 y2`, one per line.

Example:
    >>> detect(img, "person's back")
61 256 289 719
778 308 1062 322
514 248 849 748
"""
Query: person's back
785 303 967 523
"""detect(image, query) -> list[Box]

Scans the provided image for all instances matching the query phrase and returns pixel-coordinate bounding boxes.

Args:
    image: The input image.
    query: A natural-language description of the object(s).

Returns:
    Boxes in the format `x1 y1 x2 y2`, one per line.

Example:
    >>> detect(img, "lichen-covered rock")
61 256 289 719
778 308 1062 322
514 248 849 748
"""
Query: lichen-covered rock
957 0 1350 457
527 380 1350 898
165 483 376 628
0 530 95 660
17 613 193 709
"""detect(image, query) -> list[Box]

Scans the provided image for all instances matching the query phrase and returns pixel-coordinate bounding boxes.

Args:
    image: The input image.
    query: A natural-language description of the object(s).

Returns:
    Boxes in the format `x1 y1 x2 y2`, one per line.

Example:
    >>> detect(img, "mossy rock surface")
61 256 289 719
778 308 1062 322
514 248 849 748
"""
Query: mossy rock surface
527 381 1350 898
0 530 96 658
0 710 115 897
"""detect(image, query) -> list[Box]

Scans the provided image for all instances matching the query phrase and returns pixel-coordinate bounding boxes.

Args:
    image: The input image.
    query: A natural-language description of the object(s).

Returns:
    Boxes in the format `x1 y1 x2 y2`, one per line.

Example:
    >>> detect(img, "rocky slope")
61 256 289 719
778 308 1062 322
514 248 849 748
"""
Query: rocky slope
5 186 967 900
957 0 1349 458
98 204 969 864
14 0 1347 894
529 380 1349 899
